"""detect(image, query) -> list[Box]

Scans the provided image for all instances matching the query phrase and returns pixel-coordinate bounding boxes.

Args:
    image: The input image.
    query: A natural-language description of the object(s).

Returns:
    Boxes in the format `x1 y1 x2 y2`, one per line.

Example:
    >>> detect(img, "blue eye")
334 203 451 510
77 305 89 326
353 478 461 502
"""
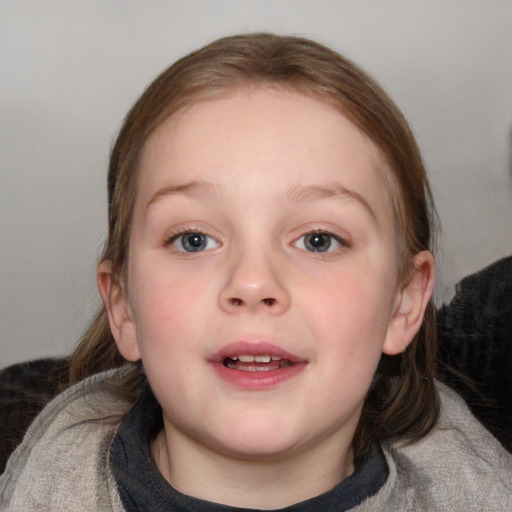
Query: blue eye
294 232 343 253
172 232 219 252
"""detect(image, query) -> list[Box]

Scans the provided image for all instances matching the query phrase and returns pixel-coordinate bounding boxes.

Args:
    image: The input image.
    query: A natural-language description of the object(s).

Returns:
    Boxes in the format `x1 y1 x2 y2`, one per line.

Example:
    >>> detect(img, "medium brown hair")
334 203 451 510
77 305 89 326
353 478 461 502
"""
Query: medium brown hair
68 33 439 463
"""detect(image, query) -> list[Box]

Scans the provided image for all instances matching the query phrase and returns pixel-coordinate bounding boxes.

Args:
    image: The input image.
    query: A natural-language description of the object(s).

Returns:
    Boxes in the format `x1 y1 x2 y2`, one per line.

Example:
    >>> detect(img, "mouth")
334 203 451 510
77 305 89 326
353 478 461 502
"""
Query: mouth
210 342 306 389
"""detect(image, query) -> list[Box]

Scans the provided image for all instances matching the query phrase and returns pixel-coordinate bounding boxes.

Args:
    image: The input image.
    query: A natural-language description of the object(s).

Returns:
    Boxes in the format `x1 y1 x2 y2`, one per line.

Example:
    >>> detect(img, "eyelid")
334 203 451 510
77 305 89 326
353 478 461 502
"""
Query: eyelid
164 226 221 253
163 221 219 243
292 228 350 253
164 227 207 245
307 228 349 245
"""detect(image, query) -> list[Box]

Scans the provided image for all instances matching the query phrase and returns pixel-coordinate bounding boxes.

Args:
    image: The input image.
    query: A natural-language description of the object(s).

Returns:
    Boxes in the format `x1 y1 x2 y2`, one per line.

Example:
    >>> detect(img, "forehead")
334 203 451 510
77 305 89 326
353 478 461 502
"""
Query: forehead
135 87 394 228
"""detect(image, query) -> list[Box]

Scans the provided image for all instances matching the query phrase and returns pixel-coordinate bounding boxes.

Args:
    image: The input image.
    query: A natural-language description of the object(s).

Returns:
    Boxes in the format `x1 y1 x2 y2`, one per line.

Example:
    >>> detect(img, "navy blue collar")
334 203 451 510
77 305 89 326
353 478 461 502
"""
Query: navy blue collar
110 387 388 511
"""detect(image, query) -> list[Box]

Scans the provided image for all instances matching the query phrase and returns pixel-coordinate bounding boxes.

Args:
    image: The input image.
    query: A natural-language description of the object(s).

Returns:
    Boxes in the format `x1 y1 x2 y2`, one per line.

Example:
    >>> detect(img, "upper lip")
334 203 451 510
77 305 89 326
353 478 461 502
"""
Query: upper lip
209 341 304 364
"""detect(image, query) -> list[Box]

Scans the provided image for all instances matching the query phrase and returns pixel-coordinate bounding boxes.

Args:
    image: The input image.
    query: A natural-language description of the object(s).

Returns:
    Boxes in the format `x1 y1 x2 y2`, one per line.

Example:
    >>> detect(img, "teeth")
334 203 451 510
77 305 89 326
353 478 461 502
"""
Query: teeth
234 355 274 363
224 357 293 371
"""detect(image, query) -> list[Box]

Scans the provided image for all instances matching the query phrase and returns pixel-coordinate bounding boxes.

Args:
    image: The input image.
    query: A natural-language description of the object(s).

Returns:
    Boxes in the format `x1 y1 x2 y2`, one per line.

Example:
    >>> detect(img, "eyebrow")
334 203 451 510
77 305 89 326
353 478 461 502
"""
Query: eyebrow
146 179 224 210
146 179 378 225
283 183 378 225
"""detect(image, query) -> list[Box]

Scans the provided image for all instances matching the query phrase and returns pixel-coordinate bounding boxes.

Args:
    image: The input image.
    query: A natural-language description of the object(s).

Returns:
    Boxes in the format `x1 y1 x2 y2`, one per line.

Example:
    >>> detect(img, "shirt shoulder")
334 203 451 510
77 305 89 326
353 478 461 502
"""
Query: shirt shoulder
361 382 512 511
0 369 131 511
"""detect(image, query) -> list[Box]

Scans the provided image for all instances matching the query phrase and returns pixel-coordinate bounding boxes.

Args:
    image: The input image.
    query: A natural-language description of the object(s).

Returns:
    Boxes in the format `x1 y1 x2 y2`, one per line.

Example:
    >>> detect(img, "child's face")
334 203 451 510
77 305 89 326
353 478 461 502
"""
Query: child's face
110 88 417 462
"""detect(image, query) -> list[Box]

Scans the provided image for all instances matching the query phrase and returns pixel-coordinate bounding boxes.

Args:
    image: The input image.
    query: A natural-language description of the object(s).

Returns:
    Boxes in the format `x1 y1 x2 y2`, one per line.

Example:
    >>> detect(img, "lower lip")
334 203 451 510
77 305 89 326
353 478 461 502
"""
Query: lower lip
210 361 307 390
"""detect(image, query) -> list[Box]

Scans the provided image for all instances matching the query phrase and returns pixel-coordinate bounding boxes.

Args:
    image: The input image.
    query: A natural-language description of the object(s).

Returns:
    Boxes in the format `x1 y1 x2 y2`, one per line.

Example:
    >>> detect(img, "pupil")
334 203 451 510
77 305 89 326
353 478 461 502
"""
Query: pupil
305 233 331 252
183 233 206 252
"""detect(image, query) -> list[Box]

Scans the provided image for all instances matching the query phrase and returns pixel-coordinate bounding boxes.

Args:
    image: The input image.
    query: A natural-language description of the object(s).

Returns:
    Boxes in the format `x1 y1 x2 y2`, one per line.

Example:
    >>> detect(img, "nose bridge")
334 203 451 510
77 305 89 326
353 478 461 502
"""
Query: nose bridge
218 238 290 314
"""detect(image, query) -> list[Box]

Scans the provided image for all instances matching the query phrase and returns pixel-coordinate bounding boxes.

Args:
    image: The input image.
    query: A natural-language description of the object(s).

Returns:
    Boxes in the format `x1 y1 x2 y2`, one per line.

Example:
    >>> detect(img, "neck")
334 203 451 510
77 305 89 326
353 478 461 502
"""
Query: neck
151 420 355 510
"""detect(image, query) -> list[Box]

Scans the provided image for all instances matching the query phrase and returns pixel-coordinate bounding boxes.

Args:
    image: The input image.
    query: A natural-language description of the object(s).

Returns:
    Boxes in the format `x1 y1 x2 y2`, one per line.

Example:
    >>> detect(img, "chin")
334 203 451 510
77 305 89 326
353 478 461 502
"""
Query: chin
207 416 303 460
218 439 299 461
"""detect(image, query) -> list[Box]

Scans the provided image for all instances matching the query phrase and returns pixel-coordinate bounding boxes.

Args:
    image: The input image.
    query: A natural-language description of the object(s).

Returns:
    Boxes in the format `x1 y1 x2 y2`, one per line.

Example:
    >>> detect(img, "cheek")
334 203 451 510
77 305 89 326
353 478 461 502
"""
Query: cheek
303 265 394 334
130 277 209 405
309 271 392 397
296 260 396 385
130 266 214 355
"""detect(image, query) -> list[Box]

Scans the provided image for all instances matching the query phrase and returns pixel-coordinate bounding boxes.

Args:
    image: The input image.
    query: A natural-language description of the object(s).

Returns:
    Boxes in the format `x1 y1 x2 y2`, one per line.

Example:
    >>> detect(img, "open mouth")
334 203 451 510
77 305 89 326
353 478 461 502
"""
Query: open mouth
212 343 306 388
223 355 294 372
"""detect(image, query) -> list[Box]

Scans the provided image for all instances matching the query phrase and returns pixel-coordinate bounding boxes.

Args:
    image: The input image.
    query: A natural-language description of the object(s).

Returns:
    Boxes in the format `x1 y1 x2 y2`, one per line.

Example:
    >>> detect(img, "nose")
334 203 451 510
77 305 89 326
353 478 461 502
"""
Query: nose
218 248 291 315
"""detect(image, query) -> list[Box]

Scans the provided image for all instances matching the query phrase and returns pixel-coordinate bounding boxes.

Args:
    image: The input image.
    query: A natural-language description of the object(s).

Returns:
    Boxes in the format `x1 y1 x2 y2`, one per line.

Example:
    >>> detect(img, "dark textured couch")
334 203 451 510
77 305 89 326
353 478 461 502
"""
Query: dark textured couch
1 256 511 474
437 256 512 450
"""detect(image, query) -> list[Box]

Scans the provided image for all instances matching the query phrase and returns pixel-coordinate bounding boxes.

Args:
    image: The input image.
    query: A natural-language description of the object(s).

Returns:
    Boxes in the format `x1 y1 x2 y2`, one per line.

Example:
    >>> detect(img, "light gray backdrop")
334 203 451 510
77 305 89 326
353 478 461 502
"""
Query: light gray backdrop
2 0 511 366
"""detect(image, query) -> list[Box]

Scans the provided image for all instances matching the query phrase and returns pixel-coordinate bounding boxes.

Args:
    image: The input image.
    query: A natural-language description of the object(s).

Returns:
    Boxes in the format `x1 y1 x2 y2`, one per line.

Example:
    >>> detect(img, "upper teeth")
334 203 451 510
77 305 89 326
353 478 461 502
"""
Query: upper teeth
231 355 281 363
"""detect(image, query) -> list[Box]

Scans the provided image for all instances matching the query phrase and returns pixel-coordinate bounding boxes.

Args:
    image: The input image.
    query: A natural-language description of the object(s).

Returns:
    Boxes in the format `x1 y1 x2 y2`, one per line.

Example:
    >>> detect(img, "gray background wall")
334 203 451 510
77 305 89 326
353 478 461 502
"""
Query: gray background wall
2 0 511 366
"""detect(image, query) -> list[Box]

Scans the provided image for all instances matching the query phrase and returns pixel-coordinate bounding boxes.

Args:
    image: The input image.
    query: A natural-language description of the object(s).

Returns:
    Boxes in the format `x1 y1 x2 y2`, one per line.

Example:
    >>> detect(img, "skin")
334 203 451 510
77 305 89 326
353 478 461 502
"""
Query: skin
99 87 435 509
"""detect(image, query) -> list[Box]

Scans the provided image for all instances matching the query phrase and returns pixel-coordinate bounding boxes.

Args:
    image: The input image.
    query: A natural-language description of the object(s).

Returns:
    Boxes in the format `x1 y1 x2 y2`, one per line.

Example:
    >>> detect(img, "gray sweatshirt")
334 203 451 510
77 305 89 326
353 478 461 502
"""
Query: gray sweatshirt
1 370 511 511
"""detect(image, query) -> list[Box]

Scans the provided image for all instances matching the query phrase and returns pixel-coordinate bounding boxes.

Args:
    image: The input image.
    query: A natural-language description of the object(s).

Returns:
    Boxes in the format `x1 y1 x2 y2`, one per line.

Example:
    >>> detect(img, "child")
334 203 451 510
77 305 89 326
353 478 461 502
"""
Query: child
1 33 511 511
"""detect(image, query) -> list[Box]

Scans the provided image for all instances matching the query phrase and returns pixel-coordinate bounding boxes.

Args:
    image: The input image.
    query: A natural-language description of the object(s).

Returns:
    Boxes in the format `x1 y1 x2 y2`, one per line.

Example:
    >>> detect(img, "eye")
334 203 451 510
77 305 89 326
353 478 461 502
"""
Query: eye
169 231 219 252
294 231 345 253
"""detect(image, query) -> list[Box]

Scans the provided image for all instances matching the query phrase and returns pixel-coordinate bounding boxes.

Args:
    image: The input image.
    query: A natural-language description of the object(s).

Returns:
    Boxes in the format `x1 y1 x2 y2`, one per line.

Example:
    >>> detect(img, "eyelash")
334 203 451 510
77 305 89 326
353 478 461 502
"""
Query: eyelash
163 228 349 255
164 229 220 253
293 230 349 254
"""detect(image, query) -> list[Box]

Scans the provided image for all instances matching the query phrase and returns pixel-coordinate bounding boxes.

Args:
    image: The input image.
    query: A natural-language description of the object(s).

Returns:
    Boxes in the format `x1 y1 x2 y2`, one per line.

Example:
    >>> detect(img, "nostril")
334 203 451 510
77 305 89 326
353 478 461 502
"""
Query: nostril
224 297 279 309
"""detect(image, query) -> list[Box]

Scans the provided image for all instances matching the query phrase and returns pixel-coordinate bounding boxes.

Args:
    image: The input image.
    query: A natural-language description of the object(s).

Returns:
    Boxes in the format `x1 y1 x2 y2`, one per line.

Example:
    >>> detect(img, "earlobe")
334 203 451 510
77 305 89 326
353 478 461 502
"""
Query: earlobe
382 251 435 355
97 261 141 362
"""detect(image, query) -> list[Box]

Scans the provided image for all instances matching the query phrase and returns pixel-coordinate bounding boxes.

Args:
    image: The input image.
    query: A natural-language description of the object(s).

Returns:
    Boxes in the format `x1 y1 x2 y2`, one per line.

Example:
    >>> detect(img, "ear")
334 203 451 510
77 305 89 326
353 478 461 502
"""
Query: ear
97 260 141 362
382 251 435 355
